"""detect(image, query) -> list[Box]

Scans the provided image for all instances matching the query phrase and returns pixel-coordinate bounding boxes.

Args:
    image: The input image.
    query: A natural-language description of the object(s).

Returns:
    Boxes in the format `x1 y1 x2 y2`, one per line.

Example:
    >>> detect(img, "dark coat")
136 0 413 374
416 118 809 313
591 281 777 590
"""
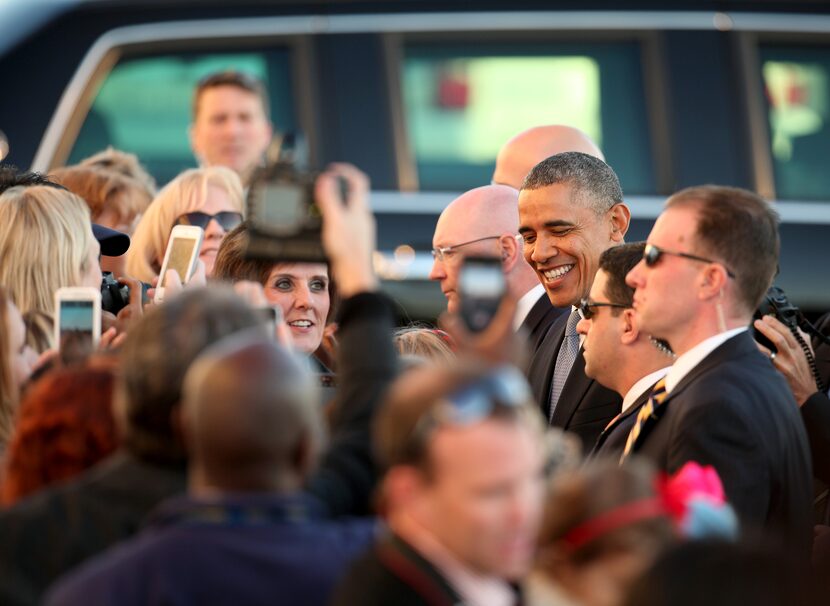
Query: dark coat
589 385 654 461
45 494 376 606
629 332 814 554
0 291 398 606
331 533 467 606
526 312 621 451
0 453 187 606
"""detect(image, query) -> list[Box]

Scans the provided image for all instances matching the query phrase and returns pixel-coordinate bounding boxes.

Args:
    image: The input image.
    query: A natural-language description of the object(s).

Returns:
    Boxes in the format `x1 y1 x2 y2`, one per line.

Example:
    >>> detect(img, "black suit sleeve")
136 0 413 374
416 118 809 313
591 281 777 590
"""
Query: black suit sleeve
306 292 398 517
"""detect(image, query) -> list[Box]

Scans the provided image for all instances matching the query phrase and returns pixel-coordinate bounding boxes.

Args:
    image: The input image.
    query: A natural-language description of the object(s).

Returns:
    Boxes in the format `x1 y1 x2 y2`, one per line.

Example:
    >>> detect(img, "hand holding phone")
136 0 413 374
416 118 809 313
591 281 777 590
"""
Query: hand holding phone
154 225 204 304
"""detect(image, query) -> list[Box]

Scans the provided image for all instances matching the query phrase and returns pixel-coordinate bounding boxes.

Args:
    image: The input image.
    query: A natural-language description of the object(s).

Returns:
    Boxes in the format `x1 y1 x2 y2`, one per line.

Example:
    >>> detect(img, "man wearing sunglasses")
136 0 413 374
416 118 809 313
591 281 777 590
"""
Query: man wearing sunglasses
574 243 674 459
623 185 812 554
429 185 564 348
518 152 630 449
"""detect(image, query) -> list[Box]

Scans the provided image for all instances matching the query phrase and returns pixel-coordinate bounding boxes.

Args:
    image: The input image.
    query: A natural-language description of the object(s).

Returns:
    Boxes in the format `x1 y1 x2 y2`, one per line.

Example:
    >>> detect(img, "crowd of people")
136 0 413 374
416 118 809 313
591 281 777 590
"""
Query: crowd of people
0 69 827 605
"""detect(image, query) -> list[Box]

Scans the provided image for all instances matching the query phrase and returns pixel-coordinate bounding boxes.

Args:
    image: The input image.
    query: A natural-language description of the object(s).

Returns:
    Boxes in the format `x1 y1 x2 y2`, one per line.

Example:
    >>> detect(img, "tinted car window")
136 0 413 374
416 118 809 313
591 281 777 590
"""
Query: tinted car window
761 44 830 201
401 41 656 194
67 48 296 185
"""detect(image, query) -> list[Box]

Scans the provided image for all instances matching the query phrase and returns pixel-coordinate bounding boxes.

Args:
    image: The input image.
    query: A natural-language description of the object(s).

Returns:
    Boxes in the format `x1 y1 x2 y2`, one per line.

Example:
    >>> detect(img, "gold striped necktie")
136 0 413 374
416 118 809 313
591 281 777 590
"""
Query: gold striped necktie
620 377 668 462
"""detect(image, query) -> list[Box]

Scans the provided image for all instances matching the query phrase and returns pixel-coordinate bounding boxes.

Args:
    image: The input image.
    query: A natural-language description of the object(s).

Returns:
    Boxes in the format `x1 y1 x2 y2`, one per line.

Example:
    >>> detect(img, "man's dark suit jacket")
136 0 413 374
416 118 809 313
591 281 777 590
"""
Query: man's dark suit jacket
519 291 565 353
629 332 814 554
589 385 655 461
526 311 621 451
331 532 465 606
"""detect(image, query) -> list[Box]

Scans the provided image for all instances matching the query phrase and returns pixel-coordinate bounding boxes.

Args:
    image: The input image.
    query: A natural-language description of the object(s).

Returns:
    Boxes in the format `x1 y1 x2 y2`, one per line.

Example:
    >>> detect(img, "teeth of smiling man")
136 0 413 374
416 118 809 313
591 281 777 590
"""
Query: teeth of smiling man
289 320 312 328
543 265 574 281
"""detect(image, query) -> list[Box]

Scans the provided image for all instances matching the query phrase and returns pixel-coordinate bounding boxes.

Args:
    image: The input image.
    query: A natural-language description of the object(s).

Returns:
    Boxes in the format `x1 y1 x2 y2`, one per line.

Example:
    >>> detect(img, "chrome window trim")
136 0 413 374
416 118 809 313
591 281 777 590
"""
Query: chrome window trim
368 191 830 225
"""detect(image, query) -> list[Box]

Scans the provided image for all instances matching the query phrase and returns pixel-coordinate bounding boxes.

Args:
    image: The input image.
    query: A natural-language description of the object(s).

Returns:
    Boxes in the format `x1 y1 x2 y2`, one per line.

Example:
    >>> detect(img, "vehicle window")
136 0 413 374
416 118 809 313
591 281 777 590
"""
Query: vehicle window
401 41 656 194
761 45 830 200
67 49 296 185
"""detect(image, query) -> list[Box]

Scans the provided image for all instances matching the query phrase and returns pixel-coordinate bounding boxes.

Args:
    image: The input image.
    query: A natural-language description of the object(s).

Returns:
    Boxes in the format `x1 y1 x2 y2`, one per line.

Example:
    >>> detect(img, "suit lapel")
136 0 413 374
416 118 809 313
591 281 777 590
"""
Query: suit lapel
629 332 757 453
663 332 755 404
521 295 551 335
550 346 593 428
527 314 566 416
590 388 650 456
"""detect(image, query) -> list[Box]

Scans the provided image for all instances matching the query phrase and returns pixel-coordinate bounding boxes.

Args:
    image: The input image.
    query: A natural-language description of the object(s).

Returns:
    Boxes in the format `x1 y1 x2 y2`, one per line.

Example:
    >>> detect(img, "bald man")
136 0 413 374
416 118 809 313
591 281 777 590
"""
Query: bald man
492 125 604 190
429 184 564 347
47 335 383 606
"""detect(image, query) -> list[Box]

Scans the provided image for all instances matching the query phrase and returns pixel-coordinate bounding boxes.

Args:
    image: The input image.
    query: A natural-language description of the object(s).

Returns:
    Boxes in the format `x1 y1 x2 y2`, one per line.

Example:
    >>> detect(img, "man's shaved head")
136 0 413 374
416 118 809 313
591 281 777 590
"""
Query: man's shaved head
430 185 532 313
437 184 520 241
182 333 323 493
493 125 604 190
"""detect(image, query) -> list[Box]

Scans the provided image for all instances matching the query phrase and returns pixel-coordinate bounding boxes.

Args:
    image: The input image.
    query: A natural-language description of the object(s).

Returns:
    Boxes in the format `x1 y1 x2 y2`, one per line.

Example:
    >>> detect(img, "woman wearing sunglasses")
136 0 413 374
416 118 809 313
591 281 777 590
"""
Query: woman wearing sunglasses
126 167 244 282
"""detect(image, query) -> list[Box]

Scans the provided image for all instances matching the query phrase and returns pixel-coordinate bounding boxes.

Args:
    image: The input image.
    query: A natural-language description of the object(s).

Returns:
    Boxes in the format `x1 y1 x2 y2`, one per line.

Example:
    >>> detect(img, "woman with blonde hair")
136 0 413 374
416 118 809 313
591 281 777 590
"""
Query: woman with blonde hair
0 185 102 352
126 167 244 282
0 288 39 455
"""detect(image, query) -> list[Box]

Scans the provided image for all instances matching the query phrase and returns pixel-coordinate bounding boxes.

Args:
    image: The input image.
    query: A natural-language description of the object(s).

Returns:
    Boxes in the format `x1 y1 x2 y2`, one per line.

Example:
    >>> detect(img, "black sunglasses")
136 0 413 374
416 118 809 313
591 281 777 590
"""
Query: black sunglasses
175 211 243 231
578 298 628 320
643 243 736 279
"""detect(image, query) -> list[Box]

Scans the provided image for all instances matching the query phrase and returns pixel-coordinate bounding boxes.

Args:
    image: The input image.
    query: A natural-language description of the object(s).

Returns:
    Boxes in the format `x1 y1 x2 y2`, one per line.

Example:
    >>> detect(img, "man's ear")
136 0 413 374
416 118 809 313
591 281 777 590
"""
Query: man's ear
698 264 729 301
620 307 639 345
500 234 520 272
383 465 427 513
608 203 631 243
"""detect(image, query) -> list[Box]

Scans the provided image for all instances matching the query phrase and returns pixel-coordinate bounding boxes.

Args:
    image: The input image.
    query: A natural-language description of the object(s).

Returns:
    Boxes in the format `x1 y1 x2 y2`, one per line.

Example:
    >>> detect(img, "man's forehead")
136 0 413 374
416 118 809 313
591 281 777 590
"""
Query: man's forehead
650 205 698 247
196 85 266 117
589 269 608 298
434 206 487 246
518 181 596 215
430 417 534 457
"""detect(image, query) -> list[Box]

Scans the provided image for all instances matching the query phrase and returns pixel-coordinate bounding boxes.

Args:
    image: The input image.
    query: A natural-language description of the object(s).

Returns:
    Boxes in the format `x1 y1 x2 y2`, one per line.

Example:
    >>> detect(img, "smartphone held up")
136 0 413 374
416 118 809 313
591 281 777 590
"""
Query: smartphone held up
55 287 101 362
458 256 507 333
153 225 204 304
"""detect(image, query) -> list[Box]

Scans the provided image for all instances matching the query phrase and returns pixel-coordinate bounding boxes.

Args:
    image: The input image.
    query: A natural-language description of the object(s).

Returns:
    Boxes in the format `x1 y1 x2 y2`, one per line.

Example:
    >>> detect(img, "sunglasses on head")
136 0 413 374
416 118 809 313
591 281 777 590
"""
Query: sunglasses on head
643 243 736 279
578 298 628 320
175 211 243 231
402 366 531 462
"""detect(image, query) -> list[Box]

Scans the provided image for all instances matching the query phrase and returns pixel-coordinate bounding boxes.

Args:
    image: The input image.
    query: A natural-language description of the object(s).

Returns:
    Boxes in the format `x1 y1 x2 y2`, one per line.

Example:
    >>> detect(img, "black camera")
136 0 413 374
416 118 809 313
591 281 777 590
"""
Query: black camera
100 272 149 315
245 134 328 263
753 286 801 352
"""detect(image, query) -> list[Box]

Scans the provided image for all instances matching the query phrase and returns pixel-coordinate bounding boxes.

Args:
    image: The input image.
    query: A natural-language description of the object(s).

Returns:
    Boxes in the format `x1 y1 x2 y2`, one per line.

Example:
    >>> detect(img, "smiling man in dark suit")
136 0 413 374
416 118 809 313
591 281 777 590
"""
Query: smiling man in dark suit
518 152 630 449
574 243 675 459
624 185 813 554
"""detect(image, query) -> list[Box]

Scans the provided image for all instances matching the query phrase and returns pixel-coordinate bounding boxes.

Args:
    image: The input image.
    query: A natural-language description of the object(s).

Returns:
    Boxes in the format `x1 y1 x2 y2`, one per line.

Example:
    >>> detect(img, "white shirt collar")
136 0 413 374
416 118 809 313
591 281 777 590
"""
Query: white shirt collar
399 518 515 606
513 284 547 331
622 367 672 413
664 327 748 393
